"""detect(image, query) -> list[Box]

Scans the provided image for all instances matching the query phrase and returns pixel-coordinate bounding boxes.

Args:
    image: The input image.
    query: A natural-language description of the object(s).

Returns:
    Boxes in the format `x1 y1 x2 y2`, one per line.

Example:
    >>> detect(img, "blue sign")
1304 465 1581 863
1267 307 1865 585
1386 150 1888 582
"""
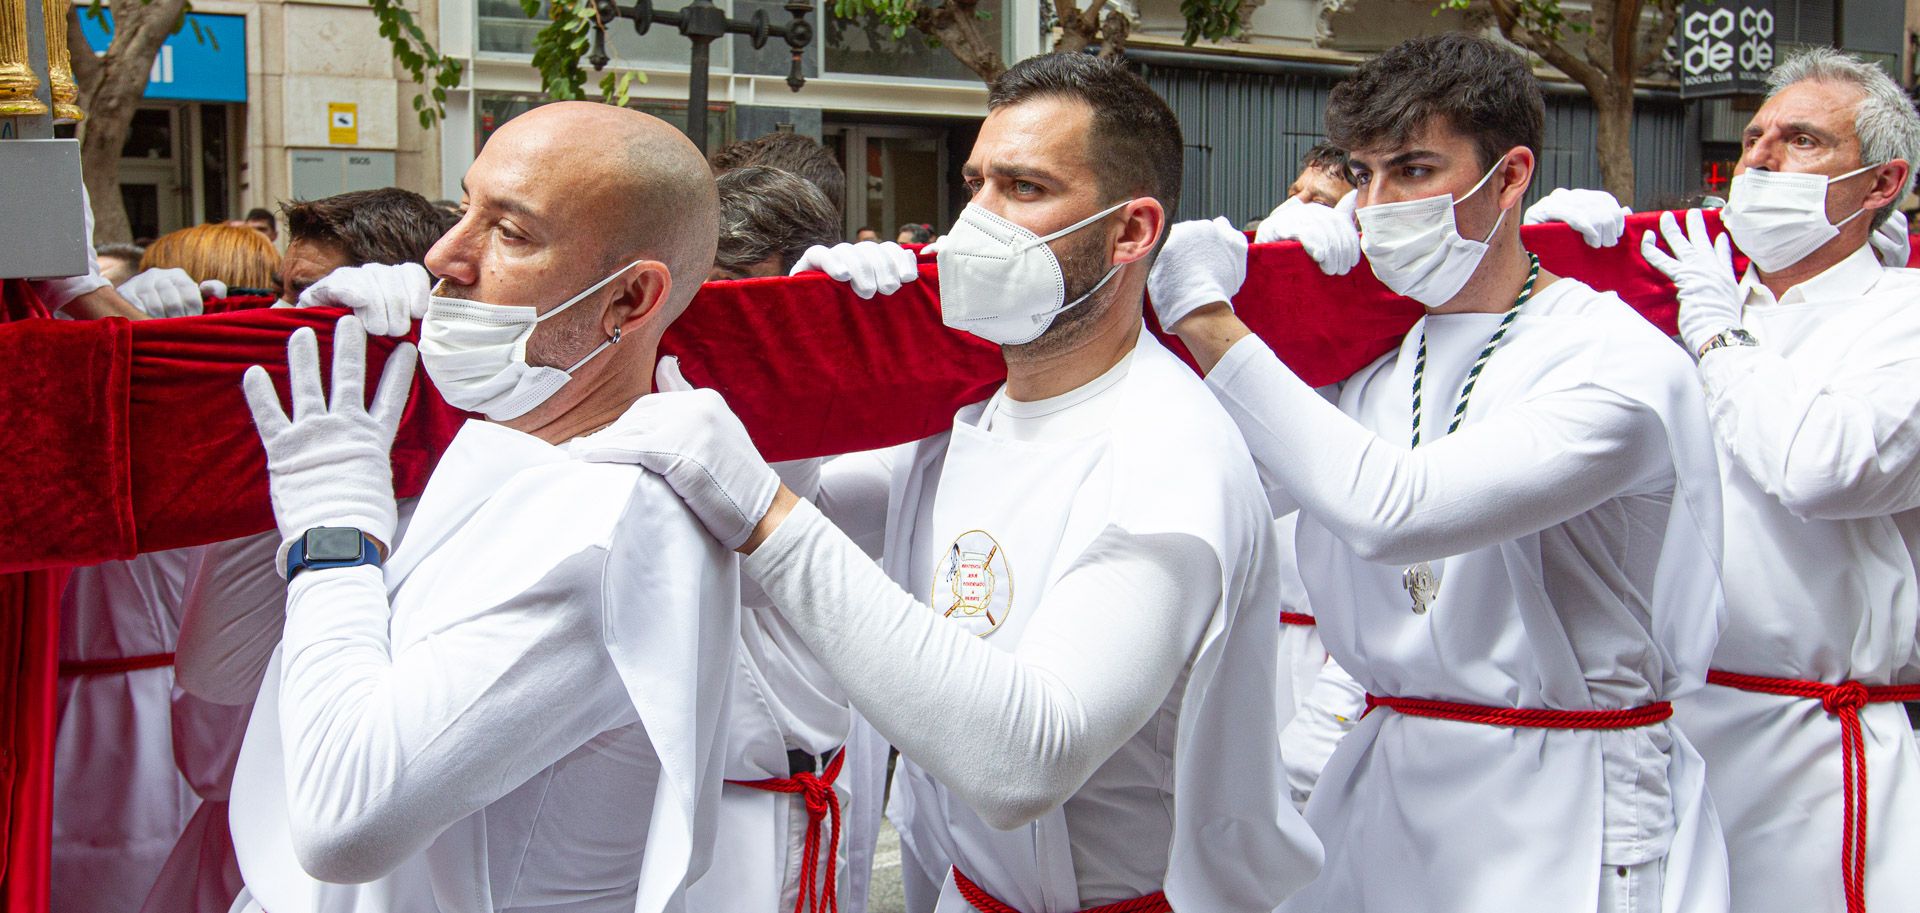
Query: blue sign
77 11 247 104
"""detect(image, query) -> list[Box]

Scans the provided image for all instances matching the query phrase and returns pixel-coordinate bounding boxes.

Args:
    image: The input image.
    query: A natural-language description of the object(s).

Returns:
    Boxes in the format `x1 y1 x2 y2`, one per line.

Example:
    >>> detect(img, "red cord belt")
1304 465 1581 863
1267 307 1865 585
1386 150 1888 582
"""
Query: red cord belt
728 749 845 913
1707 669 1920 913
952 867 1170 913
58 652 175 676
1363 694 1674 730
1279 612 1316 627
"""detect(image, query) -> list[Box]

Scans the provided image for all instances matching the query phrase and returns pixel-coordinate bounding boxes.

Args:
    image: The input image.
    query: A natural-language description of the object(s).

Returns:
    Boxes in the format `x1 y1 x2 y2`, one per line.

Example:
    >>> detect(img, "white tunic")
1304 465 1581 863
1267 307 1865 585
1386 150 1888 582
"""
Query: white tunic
1207 279 1729 912
226 420 739 913
52 550 198 913
1673 244 1920 913
747 331 1322 912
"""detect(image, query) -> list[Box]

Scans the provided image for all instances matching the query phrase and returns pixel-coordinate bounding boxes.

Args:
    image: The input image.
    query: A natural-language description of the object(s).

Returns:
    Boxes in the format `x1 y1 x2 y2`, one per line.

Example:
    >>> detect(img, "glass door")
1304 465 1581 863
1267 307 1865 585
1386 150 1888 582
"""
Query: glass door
828 124 950 242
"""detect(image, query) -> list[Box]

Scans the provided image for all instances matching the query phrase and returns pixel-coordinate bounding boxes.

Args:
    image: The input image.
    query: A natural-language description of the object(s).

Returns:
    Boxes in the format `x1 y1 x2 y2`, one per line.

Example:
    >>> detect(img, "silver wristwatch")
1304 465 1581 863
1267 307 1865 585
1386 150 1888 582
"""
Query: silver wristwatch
1696 328 1758 360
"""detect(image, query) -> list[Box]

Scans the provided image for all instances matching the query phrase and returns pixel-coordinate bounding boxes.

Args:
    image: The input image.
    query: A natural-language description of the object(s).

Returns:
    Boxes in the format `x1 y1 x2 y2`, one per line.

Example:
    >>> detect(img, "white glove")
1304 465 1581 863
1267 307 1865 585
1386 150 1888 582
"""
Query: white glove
1524 187 1632 248
1871 209 1910 268
118 267 205 318
296 262 432 336
242 315 418 572
1146 216 1248 330
789 241 920 299
1254 194 1360 276
655 354 821 494
576 388 779 551
200 279 229 300
1640 209 1742 356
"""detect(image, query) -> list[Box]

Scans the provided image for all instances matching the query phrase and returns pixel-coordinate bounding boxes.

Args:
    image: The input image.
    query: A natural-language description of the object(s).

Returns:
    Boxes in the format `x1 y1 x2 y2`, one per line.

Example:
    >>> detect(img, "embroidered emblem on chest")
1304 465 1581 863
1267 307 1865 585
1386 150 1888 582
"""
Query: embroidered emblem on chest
936 529 1013 637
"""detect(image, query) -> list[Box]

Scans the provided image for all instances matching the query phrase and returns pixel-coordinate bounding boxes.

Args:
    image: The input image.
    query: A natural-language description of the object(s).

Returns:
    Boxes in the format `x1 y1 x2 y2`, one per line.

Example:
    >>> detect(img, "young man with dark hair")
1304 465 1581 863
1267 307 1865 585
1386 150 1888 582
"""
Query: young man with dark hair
1151 33 1729 912
243 207 278 243
711 130 848 218
585 51 1320 913
710 166 843 280
276 188 458 303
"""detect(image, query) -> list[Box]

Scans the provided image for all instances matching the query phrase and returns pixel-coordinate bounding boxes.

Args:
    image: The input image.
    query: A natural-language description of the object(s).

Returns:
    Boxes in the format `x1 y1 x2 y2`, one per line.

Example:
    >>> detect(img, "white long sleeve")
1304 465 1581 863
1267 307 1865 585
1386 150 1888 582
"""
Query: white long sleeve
814 447 897 557
744 498 1219 831
274 555 635 883
1700 344 1920 520
1205 334 1671 566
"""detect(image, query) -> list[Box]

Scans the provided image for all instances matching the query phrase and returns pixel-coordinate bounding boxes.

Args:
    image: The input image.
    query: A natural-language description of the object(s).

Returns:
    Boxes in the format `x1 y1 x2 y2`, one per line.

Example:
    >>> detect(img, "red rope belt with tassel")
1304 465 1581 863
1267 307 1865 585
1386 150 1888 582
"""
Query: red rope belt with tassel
1707 669 1920 913
728 749 845 913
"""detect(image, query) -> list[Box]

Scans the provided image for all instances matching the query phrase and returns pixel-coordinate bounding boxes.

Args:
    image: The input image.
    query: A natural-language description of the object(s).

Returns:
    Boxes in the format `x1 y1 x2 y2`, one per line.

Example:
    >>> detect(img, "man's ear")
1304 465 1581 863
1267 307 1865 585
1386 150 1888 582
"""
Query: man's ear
1864 160 1911 213
1113 197 1167 267
1494 146 1536 213
605 261 673 338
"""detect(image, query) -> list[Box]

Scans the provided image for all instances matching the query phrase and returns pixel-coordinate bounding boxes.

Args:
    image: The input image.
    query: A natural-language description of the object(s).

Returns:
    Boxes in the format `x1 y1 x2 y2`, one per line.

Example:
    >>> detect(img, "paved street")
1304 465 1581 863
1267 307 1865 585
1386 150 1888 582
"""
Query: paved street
869 819 907 913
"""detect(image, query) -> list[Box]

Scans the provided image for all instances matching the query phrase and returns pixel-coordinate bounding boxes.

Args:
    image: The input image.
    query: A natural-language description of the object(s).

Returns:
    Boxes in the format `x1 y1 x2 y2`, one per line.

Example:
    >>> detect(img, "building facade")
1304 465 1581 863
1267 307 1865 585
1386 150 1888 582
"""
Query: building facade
78 0 1918 242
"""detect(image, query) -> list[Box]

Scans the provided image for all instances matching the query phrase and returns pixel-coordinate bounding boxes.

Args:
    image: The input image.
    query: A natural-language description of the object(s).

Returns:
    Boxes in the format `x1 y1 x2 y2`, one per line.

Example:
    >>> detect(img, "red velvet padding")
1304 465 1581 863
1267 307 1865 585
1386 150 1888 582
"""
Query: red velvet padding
0 319 133 573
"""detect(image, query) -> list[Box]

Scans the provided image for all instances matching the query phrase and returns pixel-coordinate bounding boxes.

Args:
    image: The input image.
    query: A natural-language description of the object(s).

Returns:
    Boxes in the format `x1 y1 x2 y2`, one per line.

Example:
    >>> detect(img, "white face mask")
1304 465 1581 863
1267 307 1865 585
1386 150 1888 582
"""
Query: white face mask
1356 157 1511 308
1722 164 1877 273
419 260 641 421
936 200 1129 346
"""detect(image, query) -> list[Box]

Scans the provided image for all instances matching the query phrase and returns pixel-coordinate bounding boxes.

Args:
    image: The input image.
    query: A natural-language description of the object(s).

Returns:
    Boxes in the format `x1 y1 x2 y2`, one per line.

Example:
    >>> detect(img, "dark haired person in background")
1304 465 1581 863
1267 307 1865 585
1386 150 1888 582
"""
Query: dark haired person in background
710 166 842 280
1152 33 1729 912
277 187 458 305
711 130 848 218
581 51 1320 913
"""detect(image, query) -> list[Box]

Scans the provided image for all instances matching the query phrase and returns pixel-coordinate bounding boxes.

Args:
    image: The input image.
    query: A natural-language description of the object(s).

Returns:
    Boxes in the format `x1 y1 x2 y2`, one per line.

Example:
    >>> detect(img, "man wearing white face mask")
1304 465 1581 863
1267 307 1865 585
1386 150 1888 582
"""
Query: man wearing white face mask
212 101 743 913
1641 48 1920 913
1148 34 1729 913
578 52 1321 913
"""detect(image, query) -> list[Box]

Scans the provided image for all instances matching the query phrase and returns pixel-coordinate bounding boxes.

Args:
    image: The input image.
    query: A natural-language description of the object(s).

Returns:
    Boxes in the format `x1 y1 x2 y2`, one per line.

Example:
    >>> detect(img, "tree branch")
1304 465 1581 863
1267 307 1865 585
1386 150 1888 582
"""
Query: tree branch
1487 0 1608 96
1634 0 1680 73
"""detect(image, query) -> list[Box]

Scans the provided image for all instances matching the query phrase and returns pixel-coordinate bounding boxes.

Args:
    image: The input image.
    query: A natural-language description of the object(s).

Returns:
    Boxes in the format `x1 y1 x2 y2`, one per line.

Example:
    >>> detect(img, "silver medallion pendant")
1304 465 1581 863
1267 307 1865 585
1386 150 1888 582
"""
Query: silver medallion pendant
1402 561 1437 615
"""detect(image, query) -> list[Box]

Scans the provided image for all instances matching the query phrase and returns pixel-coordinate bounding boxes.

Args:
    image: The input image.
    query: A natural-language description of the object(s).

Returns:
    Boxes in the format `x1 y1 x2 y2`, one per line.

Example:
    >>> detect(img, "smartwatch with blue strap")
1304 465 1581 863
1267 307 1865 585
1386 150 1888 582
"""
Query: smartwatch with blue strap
286 526 384 581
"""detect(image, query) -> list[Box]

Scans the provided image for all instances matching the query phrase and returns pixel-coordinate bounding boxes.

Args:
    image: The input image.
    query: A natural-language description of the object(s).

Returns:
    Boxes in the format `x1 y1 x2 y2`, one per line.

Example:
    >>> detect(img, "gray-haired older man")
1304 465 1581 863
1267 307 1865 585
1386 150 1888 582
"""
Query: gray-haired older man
1643 48 1920 913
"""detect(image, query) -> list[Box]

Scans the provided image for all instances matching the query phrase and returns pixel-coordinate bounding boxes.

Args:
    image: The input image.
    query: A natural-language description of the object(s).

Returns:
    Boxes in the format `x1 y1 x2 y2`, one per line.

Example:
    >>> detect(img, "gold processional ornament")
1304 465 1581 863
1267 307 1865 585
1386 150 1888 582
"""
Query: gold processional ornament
0 0 50 118
45 0 82 122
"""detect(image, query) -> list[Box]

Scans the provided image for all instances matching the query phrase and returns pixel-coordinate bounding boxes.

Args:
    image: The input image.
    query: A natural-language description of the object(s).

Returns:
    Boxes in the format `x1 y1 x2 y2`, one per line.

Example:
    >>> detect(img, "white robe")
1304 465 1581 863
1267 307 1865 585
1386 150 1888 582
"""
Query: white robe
1674 246 1920 913
226 419 739 913
1208 279 1729 912
754 331 1322 912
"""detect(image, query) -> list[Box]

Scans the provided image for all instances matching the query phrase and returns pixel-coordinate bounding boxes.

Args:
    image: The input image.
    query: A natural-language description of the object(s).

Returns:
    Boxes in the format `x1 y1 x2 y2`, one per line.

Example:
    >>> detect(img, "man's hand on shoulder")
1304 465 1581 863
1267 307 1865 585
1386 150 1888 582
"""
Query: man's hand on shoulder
578 386 782 552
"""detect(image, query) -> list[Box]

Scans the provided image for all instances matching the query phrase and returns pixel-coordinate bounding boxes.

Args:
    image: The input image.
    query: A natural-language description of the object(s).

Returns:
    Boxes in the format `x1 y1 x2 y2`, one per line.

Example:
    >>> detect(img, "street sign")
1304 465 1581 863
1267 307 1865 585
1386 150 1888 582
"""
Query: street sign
77 12 247 104
328 103 358 145
1680 0 1775 99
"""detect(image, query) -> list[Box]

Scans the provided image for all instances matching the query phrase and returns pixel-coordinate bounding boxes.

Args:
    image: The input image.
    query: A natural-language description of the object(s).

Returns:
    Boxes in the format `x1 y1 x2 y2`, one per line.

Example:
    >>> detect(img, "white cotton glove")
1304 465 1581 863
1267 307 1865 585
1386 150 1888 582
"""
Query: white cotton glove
655 354 820 494
242 315 418 572
1640 209 1742 356
118 267 206 318
1146 216 1248 330
295 262 432 336
789 241 921 299
1253 194 1360 275
576 388 779 551
1524 187 1632 248
1871 209 1910 268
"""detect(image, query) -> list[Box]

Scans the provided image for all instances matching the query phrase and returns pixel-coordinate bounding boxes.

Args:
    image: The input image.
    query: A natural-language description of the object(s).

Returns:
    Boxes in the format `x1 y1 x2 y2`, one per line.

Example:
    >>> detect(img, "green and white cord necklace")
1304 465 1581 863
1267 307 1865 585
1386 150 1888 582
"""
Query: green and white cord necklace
1401 252 1540 615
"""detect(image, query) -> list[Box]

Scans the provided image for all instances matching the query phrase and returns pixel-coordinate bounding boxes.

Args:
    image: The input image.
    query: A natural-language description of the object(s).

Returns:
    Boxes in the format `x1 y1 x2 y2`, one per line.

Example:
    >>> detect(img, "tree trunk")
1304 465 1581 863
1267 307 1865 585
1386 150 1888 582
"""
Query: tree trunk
67 0 189 244
915 0 1006 83
1592 83 1636 205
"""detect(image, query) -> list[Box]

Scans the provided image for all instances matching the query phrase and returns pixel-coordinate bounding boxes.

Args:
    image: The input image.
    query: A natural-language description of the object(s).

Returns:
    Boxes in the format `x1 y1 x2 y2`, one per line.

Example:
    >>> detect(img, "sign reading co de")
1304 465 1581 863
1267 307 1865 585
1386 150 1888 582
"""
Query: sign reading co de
77 11 247 104
1679 0 1775 99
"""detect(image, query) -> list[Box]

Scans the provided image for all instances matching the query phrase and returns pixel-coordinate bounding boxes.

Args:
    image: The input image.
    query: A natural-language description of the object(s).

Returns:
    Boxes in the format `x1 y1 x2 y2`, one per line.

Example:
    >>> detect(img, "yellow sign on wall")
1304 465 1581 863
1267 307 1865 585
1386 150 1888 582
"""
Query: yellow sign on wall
327 103 358 145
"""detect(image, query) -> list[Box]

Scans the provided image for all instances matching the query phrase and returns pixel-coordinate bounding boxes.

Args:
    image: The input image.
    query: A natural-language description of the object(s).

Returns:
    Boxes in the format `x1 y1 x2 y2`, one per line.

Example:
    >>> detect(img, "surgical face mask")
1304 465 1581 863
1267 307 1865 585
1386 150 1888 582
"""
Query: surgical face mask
1722 164 1877 273
1356 158 1511 307
419 260 641 421
936 200 1130 345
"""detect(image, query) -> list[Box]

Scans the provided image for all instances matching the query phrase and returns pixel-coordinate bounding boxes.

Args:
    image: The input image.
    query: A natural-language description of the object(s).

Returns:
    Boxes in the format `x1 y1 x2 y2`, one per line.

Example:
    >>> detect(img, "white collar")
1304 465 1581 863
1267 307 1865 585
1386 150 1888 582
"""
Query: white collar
1739 243 1883 306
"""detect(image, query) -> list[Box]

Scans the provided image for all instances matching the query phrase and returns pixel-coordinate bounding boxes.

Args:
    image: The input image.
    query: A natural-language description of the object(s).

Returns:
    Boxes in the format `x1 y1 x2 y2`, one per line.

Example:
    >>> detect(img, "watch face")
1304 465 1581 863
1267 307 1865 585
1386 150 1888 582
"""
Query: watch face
306 527 365 562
